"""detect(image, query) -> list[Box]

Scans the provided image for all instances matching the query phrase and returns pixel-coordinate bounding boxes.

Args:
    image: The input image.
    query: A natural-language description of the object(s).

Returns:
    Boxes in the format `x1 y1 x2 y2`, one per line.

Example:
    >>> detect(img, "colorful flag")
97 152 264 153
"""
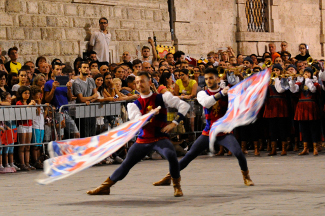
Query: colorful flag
209 69 271 152
36 108 158 185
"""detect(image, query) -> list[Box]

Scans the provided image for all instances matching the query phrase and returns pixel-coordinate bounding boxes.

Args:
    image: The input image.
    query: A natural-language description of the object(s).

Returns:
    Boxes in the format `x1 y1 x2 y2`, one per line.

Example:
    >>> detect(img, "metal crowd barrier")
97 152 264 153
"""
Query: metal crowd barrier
0 104 56 147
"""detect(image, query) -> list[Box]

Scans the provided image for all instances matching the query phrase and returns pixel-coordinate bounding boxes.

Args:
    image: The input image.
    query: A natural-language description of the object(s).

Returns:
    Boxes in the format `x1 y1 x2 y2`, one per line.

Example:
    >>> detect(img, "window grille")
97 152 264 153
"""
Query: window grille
245 0 268 32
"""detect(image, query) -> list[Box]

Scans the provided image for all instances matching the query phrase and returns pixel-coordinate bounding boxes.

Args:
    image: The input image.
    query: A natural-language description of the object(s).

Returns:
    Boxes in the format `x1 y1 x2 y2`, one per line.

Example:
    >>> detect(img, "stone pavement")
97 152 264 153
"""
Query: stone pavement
1 151 325 216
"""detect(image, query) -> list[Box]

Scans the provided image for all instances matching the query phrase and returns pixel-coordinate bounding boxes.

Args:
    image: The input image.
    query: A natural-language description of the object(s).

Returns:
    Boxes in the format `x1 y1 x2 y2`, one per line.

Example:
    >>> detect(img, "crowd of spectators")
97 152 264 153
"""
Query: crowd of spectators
0 17 324 173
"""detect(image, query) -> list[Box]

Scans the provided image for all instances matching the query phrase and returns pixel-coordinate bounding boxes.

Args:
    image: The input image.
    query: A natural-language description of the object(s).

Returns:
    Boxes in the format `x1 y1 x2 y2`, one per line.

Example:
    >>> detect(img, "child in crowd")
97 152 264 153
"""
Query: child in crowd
16 86 36 171
1 92 19 171
30 86 46 169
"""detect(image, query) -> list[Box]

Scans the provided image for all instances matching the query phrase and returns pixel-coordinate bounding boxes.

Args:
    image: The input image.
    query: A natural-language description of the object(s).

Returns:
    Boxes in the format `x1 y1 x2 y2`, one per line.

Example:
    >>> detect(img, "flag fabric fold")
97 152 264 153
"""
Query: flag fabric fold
36 108 157 185
209 69 271 152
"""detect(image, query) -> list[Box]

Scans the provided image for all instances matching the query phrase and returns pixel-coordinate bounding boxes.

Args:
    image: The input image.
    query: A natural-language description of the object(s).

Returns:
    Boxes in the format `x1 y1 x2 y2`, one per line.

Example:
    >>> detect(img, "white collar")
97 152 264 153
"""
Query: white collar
140 91 153 99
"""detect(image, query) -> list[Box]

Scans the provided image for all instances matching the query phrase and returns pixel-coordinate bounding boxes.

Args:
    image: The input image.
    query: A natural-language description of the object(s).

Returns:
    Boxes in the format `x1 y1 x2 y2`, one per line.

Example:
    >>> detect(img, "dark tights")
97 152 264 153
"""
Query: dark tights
179 134 248 171
110 139 180 182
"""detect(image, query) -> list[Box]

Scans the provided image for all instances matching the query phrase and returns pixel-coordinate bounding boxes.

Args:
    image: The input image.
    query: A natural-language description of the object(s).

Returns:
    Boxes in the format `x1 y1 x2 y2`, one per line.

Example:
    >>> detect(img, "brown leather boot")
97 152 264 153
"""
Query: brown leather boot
317 142 322 152
241 170 254 186
259 139 263 151
281 141 287 156
215 146 224 156
227 150 232 156
172 177 183 197
268 141 277 156
254 141 260 156
241 141 248 154
86 177 115 195
298 142 309 155
266 140 271 152
313 143 318 156
153 173 171 186
293 142 299 152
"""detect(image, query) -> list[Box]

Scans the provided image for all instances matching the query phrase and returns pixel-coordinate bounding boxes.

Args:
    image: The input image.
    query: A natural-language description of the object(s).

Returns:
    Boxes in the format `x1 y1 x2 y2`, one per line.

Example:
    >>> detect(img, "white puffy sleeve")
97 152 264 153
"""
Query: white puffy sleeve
197 90 218 109
305 78 316 93
162 91 190 125
289 79 299 93
127 102 142 120
274 78 286 93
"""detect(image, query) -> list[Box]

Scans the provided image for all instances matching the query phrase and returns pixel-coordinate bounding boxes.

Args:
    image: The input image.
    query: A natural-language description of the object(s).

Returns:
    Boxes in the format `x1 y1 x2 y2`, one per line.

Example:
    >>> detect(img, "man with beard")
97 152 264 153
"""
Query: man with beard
153 68 254 187
72 61 98 138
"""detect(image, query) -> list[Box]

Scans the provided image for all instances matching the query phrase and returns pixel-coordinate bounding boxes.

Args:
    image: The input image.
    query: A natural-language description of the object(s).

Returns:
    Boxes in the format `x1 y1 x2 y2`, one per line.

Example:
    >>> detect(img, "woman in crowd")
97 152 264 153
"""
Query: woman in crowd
32 74 46 102
35 56 47 74
174 69 198 99
158 72 174 94
7 72 18 93
0 71 11 94
11 68 28 95
295 43 311 61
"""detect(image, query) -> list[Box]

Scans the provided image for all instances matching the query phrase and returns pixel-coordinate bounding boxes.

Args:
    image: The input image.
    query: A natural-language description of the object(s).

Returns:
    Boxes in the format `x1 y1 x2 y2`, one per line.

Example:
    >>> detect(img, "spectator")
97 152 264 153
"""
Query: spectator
24 61 36 80
30 85 45 169
0 56 8 73
250 54 258 65
296 60 306 74
119 76 139 96
174 51 185 62
122 51 133 68
152 60 159 71
88 17 111 63
281 51 291 62
73 57 83 76
207 51 218 67
44 62 80 139
38 62 50 81
5 47 21 74
193 67 205 89
7 72 18 92
158 72 174 94
141 38 158 64
35 56 47 74
0 71 11 94
237 54 244 65
166 53 174 65
229 56 237 67
243 57 253 69
114 65 127 87
89 51 98 62
16 86 36 171
32 74 46 101
142 62 152 72
72 61 98 138
90 61 99 70
12 66 30 94
174 69 198 99
174 69 180 81
159 60 169 68
180 61 189 69
295 43 310 61
99 64 109 75
112 78 139 101
274 56 284 67
0 46 6 64
269 43 281 62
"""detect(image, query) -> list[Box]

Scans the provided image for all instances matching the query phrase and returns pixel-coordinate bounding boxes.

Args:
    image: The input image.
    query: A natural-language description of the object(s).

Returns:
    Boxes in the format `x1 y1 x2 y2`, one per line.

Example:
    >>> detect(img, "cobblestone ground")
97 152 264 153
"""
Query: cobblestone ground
1 151 325 216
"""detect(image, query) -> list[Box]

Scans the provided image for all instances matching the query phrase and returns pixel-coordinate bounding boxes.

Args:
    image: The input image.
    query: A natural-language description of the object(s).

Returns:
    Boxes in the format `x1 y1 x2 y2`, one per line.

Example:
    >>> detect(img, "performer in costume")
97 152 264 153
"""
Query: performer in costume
87 72 190 197
289 67 321 155
263 64 289 156
153 68 254 187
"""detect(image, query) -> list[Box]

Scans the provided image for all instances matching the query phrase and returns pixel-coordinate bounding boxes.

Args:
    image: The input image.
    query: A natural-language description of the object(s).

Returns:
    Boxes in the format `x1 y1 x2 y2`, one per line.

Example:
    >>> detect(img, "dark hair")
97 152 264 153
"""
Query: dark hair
159 59 168 68
299 43 309 55
16 86 31 103
7 72 17 89
24 61 34 66
99 17 108 23
79 61 89 68
179 69 189 75
159 72 171 86
8 46 18 56
36 56 47 68
93 73 104 96
132 59 142 66
175 61 182 67
166 53 174 58
52 62 62 69
126 75 135 84
74 57 83 75
237 54 243 58
1 92 10 101
18 65 31 76
174 69 181 74
204 68 218 76
89 61 99 69
51 58 62 69
30 85 42 96
113 65 124 75
62 65 73 75
136 71 150 80
0 71 7 80
89 51 97 55
250 54 257 58
174 51 185 60
142 46 150 51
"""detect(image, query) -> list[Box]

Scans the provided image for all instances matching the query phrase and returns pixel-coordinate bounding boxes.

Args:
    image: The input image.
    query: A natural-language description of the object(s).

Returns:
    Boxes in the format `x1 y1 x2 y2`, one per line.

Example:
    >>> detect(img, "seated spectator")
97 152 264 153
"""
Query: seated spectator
158 72 174 94
174 69 198 99
0 71 11 94
12 66 30 95
5 47 21 74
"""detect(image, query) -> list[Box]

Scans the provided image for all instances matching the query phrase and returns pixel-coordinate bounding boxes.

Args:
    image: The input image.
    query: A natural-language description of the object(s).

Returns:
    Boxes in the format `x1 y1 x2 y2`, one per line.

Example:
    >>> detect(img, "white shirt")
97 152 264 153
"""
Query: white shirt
32 105 45 129
89 30 111 63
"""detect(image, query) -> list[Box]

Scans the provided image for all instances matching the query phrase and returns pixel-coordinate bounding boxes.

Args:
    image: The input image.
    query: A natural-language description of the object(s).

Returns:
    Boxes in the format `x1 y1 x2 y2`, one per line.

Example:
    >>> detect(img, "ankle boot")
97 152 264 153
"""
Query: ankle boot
281 141 287 156
298 142 309 155
241 142 248 154
227 150 232 156
215 146 224 156
268 141 277 156
87 177 115 195
153 172 171 186
317 142 322 152
172 177 183 197
293 142 299 152
313 143 318 156
259 139 264 151
254 141 260 156
241 170 254 186
266 140 271 152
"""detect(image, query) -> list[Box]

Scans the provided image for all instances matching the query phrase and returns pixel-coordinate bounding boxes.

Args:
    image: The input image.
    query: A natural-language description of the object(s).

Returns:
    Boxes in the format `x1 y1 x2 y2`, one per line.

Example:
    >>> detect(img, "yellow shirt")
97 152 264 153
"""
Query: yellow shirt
176 79 197 95
9 61 22 74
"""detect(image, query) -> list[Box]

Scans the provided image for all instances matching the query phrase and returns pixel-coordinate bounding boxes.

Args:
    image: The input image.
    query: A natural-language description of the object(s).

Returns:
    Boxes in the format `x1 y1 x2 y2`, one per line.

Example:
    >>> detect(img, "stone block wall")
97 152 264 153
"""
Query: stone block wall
0 0 171 65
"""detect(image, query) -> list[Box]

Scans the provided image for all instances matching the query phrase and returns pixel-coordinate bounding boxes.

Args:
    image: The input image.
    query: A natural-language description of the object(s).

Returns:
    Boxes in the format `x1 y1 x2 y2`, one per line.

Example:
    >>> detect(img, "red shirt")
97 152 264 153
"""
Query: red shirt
16 101 33 126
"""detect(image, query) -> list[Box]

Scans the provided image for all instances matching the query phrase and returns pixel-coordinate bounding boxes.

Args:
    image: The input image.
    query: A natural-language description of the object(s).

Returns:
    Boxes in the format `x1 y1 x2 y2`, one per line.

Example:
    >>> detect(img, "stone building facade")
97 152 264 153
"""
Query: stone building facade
0 0 325 65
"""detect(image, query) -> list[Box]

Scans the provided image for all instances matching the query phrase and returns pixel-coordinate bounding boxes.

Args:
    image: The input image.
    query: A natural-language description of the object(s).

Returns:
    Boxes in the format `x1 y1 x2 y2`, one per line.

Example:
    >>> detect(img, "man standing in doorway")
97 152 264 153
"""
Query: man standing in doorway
88 17 111 63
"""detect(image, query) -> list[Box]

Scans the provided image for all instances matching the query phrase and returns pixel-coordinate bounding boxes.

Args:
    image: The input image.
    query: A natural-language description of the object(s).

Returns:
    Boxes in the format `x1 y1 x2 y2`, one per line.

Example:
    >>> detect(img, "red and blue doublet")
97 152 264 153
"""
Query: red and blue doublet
263 84 288 118
294 82 320 121
202 89 228 136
